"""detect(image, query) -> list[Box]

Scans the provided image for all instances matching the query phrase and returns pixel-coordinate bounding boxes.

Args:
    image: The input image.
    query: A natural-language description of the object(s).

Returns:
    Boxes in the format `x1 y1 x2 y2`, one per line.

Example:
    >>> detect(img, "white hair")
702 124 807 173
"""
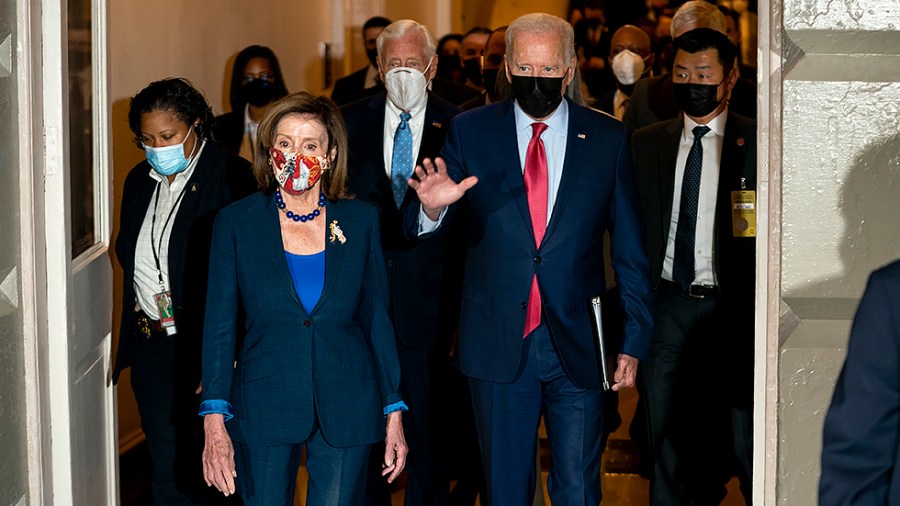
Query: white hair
376 19 437 60
671 1 727 38
505 13 576 65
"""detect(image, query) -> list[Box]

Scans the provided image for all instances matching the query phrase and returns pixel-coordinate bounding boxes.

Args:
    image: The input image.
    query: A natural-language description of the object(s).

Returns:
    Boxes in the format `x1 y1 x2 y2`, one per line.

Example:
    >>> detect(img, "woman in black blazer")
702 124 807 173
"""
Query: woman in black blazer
215 45 289 161
113 78 254 504
200 92 407 505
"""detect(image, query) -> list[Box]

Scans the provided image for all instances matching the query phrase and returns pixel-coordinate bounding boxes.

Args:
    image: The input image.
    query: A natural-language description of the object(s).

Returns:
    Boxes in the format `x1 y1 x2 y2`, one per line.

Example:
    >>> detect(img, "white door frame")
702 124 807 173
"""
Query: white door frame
22 0 116 503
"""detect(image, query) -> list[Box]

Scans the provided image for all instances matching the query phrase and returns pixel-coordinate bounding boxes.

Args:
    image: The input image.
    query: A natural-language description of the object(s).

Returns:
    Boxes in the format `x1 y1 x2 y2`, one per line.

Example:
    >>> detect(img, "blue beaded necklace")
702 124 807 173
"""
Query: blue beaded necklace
275 190 326 223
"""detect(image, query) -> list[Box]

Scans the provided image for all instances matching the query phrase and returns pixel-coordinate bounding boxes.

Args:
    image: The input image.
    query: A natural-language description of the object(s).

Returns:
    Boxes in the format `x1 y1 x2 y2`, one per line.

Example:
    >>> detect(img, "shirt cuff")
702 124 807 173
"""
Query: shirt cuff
417 206 447 236
383 401 409 416
199 399 234 422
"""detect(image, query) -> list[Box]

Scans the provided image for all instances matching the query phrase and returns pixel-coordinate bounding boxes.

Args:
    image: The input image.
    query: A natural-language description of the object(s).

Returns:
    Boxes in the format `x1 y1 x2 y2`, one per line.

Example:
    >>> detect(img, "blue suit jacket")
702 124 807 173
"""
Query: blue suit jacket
820 259 900 505
412 97 654 389
201 193 402 448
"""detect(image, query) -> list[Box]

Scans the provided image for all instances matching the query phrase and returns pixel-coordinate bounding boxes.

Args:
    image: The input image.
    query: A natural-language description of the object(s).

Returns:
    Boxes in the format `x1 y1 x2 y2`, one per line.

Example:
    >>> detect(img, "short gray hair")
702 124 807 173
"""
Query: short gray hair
671 1 727 38
376 19 437 61
505 13 576 66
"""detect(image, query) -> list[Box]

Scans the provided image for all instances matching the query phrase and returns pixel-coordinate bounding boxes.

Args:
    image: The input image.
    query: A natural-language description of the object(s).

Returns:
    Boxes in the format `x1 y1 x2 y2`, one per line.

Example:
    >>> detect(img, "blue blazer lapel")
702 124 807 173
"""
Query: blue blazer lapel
544 100 589 245
253 194 308 313
310 200 346 314
496 99 536 246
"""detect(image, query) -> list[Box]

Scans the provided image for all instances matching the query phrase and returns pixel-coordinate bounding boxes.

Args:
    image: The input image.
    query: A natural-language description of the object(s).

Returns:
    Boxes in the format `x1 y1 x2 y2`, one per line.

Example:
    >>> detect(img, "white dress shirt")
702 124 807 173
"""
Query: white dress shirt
513 99 569 226
383 95 428 179
613 89 630 121
133 141 206 320
662 111 727 286
238 104 260 161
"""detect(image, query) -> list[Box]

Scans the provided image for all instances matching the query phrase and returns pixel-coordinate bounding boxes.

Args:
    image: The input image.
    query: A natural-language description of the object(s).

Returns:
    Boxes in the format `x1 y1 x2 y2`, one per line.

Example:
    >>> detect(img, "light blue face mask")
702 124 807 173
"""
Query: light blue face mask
144 125 196 176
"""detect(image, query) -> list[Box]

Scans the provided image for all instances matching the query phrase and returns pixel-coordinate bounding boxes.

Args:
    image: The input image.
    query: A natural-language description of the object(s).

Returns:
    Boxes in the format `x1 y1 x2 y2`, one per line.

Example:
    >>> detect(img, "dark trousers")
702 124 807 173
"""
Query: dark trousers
397 347 451 505
468 325 604 506
233 428 369 505
366 347 450 506
130 333 207 506
638 290 752 505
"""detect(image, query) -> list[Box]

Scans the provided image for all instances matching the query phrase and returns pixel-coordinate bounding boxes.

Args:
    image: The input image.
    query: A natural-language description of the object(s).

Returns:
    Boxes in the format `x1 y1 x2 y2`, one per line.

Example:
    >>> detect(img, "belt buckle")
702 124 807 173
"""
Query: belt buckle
687 285 710 299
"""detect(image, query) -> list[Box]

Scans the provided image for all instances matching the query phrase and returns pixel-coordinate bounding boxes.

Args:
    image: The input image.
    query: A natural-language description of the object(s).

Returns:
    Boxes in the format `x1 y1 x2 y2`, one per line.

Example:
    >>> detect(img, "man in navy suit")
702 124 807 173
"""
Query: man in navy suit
820 259 900 505
342 19 463 506
407 12 654 505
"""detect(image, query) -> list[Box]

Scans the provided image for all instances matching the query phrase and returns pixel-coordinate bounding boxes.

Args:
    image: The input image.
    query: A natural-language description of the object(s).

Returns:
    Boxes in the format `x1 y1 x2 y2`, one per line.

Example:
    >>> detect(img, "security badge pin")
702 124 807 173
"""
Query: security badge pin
736 137 745 147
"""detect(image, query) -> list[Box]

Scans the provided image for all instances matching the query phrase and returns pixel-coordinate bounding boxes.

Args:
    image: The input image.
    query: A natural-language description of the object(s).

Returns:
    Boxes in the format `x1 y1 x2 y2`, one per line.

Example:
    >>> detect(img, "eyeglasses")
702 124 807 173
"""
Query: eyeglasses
243 73 275 84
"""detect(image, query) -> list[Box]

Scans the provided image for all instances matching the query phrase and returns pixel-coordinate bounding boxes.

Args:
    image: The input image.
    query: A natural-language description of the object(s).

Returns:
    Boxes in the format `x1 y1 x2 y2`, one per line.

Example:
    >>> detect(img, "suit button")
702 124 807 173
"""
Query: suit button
520 302 528 309
534 256 542 264
303 320 311 327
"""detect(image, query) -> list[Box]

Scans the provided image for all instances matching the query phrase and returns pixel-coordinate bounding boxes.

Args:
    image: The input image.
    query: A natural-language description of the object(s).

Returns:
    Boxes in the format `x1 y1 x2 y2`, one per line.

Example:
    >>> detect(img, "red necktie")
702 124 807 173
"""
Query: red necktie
523 122 548 337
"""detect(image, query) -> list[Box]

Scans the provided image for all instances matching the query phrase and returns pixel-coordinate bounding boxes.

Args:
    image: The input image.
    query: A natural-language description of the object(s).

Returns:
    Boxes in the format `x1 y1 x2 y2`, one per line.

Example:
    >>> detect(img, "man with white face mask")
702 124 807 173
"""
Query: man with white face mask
341 18 463 506
594 25 653 120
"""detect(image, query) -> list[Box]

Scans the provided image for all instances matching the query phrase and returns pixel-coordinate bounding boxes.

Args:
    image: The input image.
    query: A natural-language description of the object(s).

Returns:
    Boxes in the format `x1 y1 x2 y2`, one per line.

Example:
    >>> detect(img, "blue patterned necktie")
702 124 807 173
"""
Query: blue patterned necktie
673 125 711 291
390 111 413 208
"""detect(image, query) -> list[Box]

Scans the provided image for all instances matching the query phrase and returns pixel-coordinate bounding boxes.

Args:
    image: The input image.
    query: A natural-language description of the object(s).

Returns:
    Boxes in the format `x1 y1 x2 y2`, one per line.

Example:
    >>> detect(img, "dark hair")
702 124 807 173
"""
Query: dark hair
128 77 215 147
364 16 392 32
672 27 737 73
253 92 349 200
437 33 462 55
463 26 493 39
228 45 289 113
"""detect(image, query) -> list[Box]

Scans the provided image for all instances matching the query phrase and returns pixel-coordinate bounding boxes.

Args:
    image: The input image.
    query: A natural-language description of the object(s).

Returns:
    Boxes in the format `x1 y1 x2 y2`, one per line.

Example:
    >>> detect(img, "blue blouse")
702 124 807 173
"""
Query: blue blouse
285 250 325 313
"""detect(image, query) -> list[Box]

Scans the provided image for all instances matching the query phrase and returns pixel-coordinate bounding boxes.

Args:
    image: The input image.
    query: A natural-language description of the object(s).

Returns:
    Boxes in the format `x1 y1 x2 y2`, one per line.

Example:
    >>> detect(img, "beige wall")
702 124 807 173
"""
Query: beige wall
776 0 900 502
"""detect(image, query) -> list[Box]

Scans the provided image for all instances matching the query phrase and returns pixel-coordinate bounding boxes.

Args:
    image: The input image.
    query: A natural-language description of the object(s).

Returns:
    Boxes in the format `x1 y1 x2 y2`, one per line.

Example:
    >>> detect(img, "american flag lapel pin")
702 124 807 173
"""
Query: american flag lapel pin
577 133 586 139
190 183 199 192
432 121 442 128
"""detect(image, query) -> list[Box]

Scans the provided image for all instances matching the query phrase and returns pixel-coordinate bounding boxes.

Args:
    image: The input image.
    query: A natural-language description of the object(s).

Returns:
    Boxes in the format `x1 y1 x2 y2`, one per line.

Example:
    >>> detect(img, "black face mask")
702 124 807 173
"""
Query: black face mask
482 68 501 100
366 47 378 67
672 80 724 118
463 57 483 86
437 54 463 81
509 75 565 119
241 79 275 108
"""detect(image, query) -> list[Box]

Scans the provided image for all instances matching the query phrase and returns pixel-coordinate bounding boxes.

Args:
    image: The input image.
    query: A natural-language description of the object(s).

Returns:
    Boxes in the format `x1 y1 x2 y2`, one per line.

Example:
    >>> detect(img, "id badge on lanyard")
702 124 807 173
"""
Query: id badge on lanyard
151 181 188 336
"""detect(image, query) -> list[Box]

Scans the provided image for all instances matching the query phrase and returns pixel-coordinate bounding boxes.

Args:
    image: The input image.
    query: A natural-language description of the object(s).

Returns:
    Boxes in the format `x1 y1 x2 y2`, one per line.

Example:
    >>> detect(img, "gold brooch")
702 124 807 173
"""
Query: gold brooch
329 220 347 244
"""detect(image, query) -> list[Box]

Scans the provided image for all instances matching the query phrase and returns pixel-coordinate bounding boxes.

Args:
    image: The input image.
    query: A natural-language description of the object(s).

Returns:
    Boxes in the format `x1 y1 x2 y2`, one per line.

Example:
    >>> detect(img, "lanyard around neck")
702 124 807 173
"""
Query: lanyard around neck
150 181 189 288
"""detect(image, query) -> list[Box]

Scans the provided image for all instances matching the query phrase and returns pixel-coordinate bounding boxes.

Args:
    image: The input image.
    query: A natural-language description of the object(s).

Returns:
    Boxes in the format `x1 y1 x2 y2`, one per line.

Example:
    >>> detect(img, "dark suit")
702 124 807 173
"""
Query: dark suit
413 97 654 504
430 78 483 107
113 143 253 504
213 111 244 157
201 194 403 504
820 259 900 505
632 111 756 504
331 66 384 106
342 91 463 505
623 73 756 133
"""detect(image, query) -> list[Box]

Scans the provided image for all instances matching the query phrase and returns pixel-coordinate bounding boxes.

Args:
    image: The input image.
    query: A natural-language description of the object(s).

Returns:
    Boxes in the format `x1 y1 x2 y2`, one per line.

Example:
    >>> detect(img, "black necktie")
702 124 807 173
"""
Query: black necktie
673 125 710 291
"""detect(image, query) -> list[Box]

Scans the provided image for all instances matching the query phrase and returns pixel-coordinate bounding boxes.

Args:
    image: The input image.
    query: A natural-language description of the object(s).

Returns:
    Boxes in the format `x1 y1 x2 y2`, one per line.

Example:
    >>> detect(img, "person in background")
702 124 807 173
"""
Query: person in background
216 45 289 162
593 24 654 120
460 26 509 111
406 13 654 504
113 77 255 505
200 92 407 505
436 33 464 83
460 26 492 90
719 5 757 82
342 18 462 505
631 28 755 505
820 259 900 505
331 16 392 106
